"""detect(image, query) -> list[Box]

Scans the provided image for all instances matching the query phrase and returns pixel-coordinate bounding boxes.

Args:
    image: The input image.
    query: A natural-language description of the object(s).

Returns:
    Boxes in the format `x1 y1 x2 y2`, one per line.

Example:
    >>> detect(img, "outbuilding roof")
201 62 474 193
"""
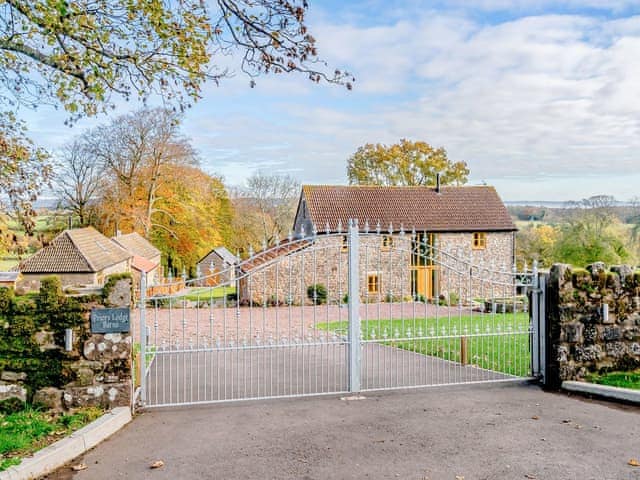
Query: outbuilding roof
19 227 131 274
131 255 158 274
197 247 238 266
112 232 161 260
299 185 516 232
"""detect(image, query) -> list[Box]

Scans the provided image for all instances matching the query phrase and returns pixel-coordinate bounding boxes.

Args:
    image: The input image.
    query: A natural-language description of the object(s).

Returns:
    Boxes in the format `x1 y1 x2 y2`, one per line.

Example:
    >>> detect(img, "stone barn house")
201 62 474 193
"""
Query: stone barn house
239 185 517 305
17 227 132 292
196 247 238 286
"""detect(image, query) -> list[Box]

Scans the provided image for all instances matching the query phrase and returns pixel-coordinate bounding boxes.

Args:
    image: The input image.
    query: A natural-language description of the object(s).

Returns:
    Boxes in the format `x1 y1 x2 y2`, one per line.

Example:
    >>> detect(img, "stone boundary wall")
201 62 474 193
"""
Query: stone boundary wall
545 262 640 388
0 276 133 412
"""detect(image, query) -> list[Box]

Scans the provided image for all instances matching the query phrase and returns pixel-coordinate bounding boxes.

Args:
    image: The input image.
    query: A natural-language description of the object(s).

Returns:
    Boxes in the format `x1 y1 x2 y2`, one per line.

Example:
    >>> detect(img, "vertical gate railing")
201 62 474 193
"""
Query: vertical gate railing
347 219 361 393
137 220 537 408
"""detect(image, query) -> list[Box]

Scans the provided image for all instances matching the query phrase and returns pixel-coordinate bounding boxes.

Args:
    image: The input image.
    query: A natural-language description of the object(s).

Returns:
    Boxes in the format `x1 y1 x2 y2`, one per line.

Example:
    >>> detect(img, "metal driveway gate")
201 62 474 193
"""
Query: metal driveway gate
137 221 540 408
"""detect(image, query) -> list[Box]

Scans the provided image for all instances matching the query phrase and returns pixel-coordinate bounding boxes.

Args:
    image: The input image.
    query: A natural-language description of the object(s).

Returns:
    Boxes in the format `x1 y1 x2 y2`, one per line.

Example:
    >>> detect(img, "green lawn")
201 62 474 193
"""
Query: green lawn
182 286 235 302
587 370 640 390
6 215 62 235
0 407 102 471
318 313 532 377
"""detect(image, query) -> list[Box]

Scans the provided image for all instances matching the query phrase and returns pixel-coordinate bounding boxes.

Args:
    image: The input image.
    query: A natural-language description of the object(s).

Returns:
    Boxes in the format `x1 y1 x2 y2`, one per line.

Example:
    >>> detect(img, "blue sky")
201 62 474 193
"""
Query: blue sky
19 0 640 201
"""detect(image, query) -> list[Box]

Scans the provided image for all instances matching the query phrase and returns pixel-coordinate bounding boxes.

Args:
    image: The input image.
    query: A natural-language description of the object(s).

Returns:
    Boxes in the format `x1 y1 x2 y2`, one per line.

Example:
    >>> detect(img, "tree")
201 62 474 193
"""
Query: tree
346 139 469 186
554 196 631 266
0 113 50 234
75 108 233 273
56 136 103 226
150 166 233 276
232 172 300 252
516 224 559 267
92 108 197 237
1 0 351 228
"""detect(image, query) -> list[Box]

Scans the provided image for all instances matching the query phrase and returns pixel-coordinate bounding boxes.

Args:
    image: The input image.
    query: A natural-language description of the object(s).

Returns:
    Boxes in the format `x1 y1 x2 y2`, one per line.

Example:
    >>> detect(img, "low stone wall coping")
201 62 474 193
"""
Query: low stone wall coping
562 380 640 405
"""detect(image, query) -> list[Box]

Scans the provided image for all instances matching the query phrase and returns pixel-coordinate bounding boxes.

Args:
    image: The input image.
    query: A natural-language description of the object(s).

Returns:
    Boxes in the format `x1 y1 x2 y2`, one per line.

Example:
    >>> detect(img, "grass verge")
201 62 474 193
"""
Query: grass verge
587 370 640 390
182 286 236 302
317 313 531 377
0 406 103 471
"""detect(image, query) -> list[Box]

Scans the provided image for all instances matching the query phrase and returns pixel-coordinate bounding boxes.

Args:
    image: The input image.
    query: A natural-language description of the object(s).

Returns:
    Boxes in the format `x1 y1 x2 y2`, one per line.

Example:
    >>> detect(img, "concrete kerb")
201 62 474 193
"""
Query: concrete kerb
0 407 132 480
562 380 640 405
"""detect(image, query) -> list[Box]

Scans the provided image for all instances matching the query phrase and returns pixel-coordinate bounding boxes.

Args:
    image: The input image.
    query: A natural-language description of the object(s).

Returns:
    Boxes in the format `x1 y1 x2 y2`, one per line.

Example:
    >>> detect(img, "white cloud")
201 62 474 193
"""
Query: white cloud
19 6 640 201
263 11 640 195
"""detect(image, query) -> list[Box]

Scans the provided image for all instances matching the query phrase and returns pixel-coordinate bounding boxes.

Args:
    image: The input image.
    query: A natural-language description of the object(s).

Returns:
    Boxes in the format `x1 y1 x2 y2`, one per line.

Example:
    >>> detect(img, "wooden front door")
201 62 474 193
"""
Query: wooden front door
412 266 437 299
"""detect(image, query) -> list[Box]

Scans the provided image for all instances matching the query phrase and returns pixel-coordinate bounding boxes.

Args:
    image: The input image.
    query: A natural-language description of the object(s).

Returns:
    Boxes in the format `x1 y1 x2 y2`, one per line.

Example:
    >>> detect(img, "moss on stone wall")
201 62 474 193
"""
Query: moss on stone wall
0 277 94 399
548 263 640 386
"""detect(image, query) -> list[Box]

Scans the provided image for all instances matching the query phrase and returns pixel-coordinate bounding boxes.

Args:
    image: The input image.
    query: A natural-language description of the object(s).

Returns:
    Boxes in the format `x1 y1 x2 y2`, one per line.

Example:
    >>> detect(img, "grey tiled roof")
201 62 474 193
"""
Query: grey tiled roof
213 247 238 265
19 227 131 273
198 247 238 267
112 232 161 260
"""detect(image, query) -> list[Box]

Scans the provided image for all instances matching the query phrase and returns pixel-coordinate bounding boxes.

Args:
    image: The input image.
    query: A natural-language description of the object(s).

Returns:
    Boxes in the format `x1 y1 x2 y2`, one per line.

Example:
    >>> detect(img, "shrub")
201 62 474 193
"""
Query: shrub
384 293 400 303
37 276 62 310
448 292 460 306
307 284 327 305
0 398 25 415
0 287 14 312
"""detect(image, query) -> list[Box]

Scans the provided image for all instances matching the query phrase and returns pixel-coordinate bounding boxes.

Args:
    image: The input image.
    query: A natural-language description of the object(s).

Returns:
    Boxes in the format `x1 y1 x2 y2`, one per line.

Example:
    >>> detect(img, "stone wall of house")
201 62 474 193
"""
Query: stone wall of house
16 272 97 294
0 275 133 412
239 232 516 305
95 259 131 285
196 253 236 287
437 232 515 302
16 260 131 294
545 263 640 388
240 235 412 305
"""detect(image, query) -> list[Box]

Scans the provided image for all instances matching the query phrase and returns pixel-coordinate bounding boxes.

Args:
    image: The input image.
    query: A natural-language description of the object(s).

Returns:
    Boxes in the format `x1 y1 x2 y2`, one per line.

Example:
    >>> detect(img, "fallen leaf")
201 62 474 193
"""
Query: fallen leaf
629 459 640 467
531 415 539 420
71 463 88 471
455 476 465 480
150 460 165 469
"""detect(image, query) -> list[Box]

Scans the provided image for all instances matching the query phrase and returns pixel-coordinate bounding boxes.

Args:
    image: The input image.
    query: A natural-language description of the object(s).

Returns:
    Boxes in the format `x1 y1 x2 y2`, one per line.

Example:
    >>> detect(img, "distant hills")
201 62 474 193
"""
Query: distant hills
505 200 635 208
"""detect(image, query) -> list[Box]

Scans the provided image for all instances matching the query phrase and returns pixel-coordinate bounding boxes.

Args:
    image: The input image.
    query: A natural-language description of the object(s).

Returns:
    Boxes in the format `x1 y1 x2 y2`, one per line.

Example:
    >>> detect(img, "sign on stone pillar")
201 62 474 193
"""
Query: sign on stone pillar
90 308 131 333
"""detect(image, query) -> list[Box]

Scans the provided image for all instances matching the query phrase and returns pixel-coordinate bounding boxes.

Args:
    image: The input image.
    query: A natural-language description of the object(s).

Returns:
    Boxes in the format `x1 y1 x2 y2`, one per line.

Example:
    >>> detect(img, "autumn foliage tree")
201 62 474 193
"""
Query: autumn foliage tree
347 139 469 187
57 108 234 274
150 166 233 276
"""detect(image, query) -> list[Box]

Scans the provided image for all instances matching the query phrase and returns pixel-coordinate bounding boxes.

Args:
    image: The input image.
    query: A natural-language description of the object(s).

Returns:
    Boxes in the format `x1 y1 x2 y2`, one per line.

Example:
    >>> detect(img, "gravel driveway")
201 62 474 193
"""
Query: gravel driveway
133 302 477 346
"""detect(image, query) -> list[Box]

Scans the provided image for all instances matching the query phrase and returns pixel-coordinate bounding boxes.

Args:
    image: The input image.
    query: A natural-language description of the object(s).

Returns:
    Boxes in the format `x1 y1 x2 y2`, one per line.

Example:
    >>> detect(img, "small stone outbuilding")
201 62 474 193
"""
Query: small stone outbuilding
196 246 238 286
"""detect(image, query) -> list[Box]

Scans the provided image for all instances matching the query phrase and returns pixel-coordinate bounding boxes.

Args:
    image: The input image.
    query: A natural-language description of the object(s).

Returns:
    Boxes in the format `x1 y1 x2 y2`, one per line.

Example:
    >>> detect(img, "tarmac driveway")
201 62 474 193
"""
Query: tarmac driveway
45 382 640 480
